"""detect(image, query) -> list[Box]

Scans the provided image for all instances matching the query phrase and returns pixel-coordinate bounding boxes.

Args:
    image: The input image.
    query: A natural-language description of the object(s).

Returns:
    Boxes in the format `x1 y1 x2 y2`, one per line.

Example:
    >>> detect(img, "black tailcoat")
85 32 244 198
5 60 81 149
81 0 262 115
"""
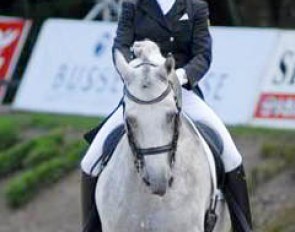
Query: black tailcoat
113 0 212 94
84 0 212 144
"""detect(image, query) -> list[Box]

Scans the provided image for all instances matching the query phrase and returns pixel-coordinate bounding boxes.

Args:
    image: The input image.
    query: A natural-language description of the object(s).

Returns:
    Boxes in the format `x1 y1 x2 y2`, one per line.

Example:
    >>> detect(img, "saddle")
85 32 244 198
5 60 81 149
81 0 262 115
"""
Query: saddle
84 119 225 189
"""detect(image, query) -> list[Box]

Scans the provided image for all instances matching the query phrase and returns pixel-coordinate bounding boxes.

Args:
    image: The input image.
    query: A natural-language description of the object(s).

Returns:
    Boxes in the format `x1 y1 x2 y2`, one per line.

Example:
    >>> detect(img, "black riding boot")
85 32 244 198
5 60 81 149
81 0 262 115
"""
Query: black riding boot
81 171 102 232
223 165 253 232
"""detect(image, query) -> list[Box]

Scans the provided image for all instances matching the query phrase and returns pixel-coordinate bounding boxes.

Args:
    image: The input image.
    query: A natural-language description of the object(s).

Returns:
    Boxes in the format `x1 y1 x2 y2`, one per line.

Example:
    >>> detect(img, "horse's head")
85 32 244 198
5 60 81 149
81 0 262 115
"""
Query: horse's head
114 44 181 196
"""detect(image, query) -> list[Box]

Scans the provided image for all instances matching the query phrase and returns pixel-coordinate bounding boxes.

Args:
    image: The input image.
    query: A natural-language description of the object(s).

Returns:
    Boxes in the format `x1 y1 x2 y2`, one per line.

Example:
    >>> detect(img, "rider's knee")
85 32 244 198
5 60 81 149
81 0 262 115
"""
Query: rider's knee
81 154 94 176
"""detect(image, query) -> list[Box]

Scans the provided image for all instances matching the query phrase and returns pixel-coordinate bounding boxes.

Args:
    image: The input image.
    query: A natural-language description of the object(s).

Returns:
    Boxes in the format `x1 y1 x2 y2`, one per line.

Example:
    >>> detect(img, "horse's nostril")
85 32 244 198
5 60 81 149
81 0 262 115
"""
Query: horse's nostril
168 176 174 187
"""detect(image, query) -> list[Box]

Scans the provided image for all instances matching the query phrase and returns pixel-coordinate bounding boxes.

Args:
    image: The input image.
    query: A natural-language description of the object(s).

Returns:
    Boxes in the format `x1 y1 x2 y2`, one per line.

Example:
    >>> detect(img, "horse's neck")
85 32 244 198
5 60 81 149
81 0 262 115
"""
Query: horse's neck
96 119 212 231
173 116 212 189
116 117 212 198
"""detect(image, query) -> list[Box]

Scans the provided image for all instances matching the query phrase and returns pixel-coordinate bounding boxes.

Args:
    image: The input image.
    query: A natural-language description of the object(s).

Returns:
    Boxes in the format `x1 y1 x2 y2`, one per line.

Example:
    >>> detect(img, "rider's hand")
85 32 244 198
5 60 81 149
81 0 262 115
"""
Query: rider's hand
175 69 188 85
132 40 161 59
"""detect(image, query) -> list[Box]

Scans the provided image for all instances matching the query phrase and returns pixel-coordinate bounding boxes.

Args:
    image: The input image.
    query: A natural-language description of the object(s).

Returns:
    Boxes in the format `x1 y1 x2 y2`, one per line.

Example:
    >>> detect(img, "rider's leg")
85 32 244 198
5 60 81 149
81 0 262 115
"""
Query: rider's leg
182 88 252 231
81 106 124 232
81 172 101 232
81 106 124 176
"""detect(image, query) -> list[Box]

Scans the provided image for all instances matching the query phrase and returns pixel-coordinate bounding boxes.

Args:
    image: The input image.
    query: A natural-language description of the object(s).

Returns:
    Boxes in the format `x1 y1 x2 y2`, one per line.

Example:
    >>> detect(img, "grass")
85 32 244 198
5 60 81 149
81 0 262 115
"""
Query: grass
5 140 86 208
22 130 65 168
0 129 65 178
249 141 295 191
0 112 101 208
261 143 295 164
251 159 286 187
229 125 295 138
0 140 36 177
0 112 102 130
262 207 295 232
0 119 19 151
0 112 294 209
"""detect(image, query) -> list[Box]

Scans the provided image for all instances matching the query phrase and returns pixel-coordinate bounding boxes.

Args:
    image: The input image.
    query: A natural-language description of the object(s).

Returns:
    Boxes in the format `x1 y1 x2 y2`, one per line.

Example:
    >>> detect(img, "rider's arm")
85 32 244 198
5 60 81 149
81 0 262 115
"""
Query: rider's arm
182 0 212 89
175 68 188 86
112 1 136 63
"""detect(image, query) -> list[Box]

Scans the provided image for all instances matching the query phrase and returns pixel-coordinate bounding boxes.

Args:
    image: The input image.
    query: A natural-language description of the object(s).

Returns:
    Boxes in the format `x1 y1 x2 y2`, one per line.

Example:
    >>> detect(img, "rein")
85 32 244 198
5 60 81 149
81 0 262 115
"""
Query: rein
123 75 180 172
123 83 172 105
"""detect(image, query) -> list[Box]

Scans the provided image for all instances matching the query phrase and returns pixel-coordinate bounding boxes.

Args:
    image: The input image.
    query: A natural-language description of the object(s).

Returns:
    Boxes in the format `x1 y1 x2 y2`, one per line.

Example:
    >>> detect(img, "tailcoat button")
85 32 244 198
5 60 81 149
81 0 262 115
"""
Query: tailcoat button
170 37 175 42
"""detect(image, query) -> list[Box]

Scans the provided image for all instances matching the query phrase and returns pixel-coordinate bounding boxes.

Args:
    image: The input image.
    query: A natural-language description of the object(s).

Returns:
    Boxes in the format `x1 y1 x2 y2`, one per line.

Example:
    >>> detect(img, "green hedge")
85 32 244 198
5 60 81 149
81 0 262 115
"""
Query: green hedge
0 140 35 177
0 119 19 151
5 140 86 208
251 159 286 187
261 143 295 165
250 142 295 191
263 207 295 232
0 129 64 177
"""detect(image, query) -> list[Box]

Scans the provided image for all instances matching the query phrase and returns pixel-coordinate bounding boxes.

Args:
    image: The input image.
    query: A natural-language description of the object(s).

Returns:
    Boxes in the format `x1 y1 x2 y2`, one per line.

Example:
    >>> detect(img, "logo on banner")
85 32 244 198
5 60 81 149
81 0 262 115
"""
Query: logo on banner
255 93 295 119
0 29 19 71
95 32 111 56
0 18 30 102
202 72 229 101
272 50 295 86
0 21 24 81
50 31 119 94
255 44 295 120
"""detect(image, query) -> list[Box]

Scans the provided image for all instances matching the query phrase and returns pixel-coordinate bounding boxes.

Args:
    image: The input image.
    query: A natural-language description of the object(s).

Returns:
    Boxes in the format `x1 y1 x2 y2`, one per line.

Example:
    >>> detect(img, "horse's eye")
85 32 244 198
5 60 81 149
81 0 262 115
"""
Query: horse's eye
126 116 138 128
158 73 167 82
166 112 175 123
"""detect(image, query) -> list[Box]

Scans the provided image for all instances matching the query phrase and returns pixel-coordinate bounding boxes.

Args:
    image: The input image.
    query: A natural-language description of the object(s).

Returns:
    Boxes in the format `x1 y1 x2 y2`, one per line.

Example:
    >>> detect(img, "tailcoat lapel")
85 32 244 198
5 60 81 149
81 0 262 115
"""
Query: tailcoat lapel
166 0 186 21
164 0 187 30
138 0 171 32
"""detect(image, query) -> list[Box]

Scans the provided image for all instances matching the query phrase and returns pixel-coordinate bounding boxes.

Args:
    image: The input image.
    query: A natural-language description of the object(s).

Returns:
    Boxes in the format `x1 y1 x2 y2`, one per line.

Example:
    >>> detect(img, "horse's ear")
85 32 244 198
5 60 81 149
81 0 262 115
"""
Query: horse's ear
164 55 175 75
113 49 132 83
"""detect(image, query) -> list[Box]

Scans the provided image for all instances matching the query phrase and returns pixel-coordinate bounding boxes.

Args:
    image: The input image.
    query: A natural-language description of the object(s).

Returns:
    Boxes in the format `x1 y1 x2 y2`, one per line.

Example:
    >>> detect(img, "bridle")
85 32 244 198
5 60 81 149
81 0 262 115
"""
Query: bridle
123 63 181 174
123 67 219 232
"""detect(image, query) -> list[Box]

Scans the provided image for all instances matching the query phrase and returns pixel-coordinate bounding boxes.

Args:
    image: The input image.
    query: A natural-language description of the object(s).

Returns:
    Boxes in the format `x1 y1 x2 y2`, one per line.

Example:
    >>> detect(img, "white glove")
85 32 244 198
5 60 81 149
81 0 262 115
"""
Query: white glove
175 68 188 85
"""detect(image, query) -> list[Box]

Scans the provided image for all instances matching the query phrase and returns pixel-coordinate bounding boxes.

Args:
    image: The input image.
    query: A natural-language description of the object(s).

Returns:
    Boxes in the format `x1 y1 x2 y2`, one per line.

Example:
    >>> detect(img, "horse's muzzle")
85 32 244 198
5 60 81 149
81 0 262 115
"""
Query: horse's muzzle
143 171 172 197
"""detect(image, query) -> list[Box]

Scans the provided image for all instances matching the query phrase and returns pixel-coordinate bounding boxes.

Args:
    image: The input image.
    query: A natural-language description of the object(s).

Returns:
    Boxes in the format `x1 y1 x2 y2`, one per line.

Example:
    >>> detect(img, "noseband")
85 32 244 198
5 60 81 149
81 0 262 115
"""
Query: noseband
123 69 180 173
123 83 172 105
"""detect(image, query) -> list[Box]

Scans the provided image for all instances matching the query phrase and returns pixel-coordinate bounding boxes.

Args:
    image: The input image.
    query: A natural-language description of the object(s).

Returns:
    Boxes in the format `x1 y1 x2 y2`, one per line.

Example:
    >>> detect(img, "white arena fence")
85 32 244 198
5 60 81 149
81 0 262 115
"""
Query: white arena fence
11 19 295 129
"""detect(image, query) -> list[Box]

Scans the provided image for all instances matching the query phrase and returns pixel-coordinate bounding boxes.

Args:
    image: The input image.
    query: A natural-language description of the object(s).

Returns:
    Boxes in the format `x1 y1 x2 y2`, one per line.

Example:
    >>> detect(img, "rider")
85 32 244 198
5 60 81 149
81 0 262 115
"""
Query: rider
81 0 253 231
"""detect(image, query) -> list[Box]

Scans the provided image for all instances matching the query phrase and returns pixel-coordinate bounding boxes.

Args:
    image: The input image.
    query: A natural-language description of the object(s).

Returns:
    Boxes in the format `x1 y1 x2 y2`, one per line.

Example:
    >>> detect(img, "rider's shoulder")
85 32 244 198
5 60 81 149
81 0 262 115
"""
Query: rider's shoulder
190 0 209 17
191 0 208 8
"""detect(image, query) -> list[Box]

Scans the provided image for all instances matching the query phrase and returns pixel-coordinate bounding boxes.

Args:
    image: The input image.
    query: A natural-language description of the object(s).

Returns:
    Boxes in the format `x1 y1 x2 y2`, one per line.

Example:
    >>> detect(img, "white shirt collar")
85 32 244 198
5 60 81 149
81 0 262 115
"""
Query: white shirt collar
156 0 176 15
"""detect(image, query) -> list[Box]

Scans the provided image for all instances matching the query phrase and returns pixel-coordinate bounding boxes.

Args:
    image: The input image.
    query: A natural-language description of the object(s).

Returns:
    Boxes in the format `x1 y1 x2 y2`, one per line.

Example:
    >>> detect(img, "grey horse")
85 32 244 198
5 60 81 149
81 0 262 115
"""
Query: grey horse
95 42 230 232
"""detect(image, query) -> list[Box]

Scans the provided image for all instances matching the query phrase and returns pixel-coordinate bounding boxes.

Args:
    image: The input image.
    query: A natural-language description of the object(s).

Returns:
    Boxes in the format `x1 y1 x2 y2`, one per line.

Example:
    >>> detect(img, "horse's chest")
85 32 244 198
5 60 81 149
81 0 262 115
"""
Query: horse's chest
97 179 202 232
95 140 209 232
101 199 199 232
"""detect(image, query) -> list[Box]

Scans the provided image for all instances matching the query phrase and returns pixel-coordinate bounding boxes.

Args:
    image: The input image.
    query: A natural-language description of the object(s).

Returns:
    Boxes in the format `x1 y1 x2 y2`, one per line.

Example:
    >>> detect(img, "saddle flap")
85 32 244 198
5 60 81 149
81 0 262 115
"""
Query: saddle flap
183 115 226 190
101 124 125 167
195 121 225 189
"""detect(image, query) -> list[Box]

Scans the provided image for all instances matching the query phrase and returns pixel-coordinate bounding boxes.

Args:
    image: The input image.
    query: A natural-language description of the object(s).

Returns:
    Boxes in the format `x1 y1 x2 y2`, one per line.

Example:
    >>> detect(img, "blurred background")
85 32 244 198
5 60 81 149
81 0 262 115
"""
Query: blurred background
0 0 294 232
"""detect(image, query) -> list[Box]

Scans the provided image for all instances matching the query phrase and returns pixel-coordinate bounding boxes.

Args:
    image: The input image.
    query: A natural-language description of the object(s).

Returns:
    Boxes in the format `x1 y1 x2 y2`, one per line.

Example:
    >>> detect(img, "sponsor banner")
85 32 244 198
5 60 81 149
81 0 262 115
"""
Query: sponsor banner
255 93 295 119
252 30 295 129
0 17 31 102
199 27 279 125
13 19 123 116
14 20 281 127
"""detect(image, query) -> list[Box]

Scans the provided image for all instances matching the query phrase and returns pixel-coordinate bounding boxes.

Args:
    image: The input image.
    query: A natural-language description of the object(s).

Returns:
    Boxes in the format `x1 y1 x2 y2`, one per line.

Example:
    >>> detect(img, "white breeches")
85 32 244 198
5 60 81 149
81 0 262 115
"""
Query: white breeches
81 89 242 176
